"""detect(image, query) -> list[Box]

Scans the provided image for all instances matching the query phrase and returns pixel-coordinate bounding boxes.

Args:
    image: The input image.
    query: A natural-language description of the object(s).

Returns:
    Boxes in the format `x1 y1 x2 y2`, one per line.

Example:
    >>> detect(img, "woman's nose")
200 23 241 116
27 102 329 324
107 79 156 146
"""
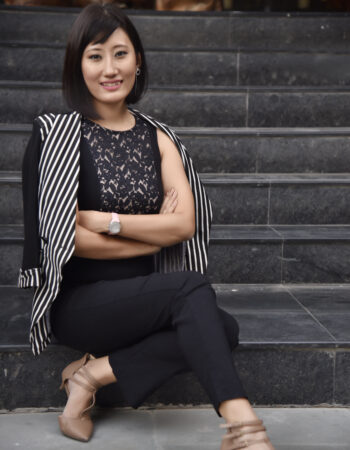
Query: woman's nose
103 57 118 76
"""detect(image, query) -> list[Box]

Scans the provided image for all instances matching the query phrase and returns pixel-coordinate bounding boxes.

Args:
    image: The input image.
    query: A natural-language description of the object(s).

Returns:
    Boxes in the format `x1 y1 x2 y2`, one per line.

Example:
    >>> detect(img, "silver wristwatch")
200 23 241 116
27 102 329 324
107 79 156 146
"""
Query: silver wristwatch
108 212 121 235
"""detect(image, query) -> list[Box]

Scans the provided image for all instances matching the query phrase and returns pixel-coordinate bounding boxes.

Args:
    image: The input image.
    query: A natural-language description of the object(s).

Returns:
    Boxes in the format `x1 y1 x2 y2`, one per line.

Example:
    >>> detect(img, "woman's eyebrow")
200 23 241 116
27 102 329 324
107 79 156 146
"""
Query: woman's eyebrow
86 44 129 51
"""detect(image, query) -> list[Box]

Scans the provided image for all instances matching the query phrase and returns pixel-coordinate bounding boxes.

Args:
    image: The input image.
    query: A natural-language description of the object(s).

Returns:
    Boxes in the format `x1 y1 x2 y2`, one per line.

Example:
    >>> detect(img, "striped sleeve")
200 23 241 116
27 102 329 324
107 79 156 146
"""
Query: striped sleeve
130 108 213 274
18 267 41 288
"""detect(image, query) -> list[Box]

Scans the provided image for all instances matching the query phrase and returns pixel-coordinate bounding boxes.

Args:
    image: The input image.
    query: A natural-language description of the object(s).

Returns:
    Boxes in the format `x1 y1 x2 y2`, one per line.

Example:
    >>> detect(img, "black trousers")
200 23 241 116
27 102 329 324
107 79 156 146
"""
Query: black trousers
50 270 247 417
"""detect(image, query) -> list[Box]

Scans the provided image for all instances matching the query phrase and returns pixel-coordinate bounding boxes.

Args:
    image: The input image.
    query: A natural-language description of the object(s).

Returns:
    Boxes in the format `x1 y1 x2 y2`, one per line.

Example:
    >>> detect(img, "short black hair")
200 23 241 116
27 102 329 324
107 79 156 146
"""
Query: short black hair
62 4 148 119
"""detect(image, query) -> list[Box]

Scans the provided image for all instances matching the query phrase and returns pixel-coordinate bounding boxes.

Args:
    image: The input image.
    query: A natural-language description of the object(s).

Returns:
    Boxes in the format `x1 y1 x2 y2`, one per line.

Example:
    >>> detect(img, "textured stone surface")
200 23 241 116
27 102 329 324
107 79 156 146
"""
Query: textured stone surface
0 9 75 44
239 52 350 86
235 347 334 405
0 181 22 224
2 9 350 52
4 128 350 174
181 134 258 173
1 46 238 86
208 241 282 284
0 348 82 410
205 183 269 224
6 173 350 226
6 46 350 87
138 90 246 127
0 85 67 124
4 225 350 284
0 287 31 345
334 352 350 404
273 224 350 240
248 90 350 127
0 86 247 127
125 14 232 50
282 242 350 283
287 286 350 342
216 284 299 310
10 174 350 225
182 133 350 174
269 184 350 225
254 135 350 174
235 312 333 343
1 45 66 83
0 129 30 171
0 345 342 409
0 243 22 285
230 15 350 52
3 84 350 127
217 286 335 343
148 50 236 86
0 9 231 49
288 284 350 311
1 409 350 450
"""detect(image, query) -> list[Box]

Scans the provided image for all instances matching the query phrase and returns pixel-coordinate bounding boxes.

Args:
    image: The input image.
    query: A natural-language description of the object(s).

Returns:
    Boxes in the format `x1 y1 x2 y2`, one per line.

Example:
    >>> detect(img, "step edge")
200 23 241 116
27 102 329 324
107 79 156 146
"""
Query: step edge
2 224 350 242
3 41 350 56
2 171 350 184
1 5 350 17
2 80 350 93
3 124 350 136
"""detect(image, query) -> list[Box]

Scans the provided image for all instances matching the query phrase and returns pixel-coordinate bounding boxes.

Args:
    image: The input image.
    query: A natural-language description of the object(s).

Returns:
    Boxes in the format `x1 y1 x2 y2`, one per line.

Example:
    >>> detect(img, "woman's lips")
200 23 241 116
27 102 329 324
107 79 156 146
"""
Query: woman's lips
100 80 123 91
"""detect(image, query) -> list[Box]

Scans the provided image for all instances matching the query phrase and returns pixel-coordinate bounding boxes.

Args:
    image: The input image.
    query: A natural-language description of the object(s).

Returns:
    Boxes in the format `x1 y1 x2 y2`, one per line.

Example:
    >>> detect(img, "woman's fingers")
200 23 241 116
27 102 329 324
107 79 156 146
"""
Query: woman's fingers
160 188 178 214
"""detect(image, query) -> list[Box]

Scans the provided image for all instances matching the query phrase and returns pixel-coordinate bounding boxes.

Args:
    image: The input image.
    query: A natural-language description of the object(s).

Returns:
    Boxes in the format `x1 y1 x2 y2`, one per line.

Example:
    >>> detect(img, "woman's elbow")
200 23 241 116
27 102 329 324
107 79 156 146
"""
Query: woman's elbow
180 219 196 241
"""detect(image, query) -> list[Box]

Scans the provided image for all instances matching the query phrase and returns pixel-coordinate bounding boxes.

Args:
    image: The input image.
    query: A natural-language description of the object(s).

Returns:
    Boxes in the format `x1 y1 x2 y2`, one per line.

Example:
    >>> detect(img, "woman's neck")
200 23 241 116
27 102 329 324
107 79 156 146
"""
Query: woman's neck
91 101 134 131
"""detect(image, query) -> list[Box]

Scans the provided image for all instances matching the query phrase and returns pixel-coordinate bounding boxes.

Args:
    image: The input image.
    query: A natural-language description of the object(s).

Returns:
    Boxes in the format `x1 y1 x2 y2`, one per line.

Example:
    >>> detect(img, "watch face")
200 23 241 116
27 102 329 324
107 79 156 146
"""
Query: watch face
109 221 121 234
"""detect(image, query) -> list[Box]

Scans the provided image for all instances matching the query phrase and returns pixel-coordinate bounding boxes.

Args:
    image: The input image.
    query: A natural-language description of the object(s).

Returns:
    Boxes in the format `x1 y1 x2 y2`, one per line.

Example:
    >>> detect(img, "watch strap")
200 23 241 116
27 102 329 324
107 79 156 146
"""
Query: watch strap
111 212 120 223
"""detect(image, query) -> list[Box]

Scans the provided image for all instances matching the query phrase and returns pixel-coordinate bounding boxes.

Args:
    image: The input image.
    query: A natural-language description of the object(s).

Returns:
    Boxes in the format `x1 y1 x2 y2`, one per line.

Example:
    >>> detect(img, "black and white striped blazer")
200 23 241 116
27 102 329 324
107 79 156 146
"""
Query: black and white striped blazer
18 108 213 356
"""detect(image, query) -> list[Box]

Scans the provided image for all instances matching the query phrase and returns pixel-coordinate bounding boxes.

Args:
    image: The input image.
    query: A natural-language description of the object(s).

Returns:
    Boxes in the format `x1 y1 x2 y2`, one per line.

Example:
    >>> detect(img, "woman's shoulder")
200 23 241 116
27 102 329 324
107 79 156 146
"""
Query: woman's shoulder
130 107 177 136
32 111 81 141
33 111 80 127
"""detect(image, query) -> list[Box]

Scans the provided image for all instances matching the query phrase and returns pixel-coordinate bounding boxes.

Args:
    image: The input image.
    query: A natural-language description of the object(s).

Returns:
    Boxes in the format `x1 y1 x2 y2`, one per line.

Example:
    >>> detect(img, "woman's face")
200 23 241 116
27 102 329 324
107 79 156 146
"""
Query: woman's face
81 27 140 109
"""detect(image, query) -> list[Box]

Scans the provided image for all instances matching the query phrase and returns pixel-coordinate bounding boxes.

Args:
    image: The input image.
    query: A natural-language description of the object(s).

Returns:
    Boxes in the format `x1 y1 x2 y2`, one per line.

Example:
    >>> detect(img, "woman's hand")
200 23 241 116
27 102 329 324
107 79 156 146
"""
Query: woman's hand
159 188 178 214
77 210 110 234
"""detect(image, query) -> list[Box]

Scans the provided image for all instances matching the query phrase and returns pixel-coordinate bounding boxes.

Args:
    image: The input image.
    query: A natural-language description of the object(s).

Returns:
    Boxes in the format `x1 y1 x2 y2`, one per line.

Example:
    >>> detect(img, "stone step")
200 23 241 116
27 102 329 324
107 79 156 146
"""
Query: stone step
0 408 348 450
2 224 350 284
1 283 349 409
1 82 350 127
2 171 350 225
0 6 349 52
3 43 350 87
2 124 350 173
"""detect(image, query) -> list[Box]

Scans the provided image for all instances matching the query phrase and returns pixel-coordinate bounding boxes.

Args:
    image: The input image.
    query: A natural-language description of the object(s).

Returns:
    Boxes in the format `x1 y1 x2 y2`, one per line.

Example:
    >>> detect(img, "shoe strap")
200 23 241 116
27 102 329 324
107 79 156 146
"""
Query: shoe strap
78 365 103 391
224 425 266 440
230 437 270 450
220 419 263 430
69 366 103 393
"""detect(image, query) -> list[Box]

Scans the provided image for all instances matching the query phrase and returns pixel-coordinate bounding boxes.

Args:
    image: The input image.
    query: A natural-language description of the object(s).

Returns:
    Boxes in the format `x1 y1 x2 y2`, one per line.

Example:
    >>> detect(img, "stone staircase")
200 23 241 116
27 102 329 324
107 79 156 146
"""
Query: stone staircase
1 5 350 411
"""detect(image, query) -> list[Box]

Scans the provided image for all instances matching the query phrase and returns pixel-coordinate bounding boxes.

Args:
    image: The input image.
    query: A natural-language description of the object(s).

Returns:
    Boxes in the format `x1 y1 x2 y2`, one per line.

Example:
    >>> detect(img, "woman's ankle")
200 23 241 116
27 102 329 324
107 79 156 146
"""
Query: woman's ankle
219 397 260 424
85 356 117 387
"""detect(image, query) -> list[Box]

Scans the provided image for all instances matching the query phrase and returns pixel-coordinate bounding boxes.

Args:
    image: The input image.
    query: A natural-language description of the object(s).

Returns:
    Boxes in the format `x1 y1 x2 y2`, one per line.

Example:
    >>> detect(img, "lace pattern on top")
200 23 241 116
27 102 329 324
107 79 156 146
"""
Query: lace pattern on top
81 115 163 214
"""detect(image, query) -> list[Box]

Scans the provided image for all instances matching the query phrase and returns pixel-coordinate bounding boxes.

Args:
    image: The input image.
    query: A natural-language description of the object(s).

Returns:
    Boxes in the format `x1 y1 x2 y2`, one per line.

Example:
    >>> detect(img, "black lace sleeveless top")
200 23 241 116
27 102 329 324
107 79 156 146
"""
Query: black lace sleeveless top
61 114 164 284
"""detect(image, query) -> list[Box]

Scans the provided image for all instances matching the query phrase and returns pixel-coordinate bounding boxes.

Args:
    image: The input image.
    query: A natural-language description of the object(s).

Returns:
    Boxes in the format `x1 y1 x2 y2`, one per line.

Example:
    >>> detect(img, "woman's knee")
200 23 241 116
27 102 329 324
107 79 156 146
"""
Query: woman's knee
218 308 240 350
180 270 214 297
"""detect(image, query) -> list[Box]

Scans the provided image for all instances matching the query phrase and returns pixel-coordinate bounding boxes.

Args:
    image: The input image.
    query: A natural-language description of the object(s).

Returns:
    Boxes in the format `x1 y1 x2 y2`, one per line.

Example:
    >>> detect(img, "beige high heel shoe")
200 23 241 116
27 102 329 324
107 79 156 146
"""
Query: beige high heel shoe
219 419 275 450
58 353 102 442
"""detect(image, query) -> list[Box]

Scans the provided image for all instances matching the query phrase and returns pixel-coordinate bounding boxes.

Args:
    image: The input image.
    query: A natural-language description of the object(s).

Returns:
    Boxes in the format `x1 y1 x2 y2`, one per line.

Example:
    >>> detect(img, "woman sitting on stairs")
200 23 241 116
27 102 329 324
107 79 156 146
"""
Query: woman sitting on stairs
19 4 275 449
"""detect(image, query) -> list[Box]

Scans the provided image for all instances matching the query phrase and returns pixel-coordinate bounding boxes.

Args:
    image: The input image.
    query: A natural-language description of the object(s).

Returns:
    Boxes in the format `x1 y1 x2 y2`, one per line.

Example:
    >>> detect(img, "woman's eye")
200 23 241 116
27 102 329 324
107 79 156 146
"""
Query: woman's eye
88 54 101 60
115 51 127 57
